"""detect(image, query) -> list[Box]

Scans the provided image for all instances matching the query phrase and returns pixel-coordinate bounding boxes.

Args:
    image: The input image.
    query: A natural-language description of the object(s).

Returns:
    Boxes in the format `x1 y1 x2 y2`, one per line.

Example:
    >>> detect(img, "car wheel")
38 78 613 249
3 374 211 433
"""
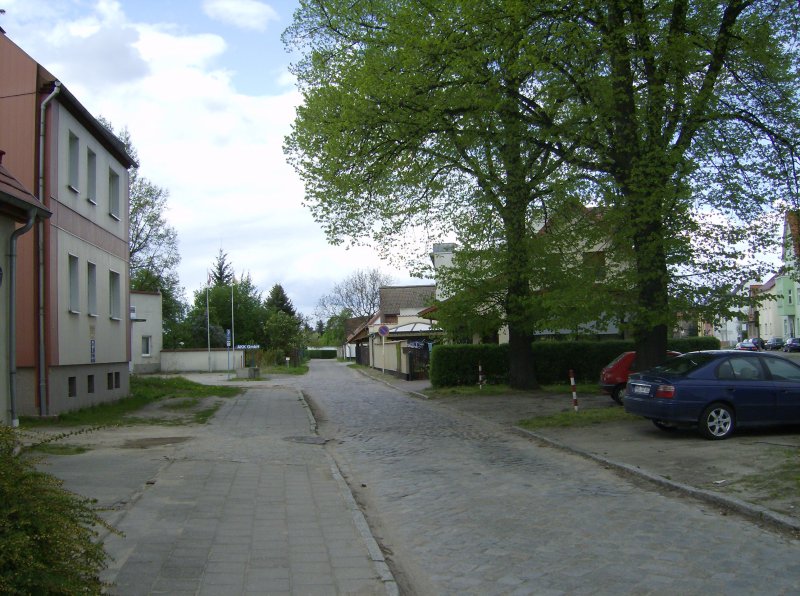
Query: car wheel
699 403 735 440
611 384 625 405
652 420 677 432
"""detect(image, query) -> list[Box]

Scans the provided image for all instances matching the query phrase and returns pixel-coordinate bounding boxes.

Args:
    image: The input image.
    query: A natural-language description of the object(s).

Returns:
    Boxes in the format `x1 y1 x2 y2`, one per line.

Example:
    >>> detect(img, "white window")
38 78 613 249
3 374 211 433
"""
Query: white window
109 270 121 319
68 132 79 192
86 149 96 203
142 336 152 357
108 169 120 219
68 254 79 313
87 262 97 315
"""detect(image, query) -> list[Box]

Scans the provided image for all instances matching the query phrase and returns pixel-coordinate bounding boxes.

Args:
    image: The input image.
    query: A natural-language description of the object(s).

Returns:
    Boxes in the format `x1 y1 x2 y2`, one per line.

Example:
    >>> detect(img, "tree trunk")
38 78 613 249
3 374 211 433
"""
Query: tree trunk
630 191 671 371
503 198 539 390
507 323 538 390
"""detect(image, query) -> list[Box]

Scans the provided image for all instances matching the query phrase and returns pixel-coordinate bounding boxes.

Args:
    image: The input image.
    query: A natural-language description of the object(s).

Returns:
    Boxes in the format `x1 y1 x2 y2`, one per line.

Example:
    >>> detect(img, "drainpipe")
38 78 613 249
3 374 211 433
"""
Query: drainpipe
36 81 61 416
8 209 36 427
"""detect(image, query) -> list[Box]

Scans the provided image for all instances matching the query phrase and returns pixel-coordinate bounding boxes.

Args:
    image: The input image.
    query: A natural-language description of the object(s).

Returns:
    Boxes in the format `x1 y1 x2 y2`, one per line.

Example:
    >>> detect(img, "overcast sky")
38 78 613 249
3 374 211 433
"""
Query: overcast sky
1 0 429 319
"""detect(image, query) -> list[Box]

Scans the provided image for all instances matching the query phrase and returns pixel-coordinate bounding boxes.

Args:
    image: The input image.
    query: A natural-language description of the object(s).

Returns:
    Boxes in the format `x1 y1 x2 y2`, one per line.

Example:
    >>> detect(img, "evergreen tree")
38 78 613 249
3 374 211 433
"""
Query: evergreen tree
210 249 235 287
265 284 297 318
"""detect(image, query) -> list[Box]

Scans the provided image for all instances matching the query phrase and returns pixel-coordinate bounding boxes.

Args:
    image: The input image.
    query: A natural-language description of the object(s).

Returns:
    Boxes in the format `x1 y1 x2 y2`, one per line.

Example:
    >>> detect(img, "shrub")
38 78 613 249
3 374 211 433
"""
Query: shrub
306 349 337 359
430 336 723 387
0 427 109 595
430 344 509 387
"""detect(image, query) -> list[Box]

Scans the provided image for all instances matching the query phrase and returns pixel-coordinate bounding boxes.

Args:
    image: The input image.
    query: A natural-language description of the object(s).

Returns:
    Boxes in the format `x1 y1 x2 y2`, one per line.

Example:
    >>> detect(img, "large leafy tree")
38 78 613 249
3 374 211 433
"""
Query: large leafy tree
285 2 577 388
285 0 800 385
100 120 187 349
536 0 800 368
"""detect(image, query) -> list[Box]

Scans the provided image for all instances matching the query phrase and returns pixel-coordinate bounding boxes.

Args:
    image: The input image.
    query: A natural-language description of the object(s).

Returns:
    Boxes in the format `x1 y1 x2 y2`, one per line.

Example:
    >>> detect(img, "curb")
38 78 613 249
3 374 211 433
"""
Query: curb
512 426 800 537
352 367 430 400
295 388 400 596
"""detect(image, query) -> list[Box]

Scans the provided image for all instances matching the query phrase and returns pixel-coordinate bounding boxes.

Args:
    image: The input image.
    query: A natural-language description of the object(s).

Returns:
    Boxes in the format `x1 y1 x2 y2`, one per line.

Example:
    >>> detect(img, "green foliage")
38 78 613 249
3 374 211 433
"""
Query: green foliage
430 344 510 388
285 0 800 381
319 309 352 346
307 349 337 359
265 284 296 318
0 427 108 595
210 249 235 286
185 272 267 349
21 376 241 427
430 337 721 387
519 407 638 430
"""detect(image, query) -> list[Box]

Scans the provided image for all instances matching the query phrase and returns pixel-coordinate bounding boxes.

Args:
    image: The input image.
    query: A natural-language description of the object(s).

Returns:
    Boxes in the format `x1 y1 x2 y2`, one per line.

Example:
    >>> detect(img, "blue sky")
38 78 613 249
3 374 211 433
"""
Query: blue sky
1 0 425 318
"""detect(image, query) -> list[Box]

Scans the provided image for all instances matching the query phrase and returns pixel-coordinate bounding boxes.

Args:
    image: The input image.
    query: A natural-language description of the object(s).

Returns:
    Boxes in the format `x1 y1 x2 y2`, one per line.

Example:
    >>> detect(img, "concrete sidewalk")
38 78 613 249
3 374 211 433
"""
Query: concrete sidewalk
41 385 396 595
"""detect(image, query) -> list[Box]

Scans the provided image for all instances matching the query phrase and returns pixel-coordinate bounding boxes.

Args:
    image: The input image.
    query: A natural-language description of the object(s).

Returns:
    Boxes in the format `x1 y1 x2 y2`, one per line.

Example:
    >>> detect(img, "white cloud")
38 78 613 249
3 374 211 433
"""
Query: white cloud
202 0 279 31
2 0 424 316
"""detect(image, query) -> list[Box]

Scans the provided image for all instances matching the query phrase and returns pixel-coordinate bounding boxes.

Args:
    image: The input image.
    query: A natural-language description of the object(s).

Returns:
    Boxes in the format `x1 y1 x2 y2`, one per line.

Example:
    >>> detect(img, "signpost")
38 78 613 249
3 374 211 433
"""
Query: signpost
378 325 389 374
226 329 231 379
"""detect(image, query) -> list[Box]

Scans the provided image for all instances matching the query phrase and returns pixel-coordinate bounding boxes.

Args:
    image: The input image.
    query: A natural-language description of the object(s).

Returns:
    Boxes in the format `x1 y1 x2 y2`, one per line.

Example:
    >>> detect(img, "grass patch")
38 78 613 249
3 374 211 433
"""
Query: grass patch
540 383 604 395
424 382 603 399
260 364 309 375
721 449 800 500
20 376 241 428
425 384 530 398
27 443 90 456
193 403 223 424
518 406 638 429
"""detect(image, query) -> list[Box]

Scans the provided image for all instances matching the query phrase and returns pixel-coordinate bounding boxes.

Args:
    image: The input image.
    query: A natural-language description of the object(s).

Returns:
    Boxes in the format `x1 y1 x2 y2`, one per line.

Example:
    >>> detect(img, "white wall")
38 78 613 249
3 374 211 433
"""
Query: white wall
161 349 245 372
131 291 162 373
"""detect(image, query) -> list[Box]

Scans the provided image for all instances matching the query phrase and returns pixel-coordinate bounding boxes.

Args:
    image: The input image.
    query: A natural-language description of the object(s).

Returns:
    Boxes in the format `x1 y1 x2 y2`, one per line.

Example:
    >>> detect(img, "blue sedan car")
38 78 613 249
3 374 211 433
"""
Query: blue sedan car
624 350 800 439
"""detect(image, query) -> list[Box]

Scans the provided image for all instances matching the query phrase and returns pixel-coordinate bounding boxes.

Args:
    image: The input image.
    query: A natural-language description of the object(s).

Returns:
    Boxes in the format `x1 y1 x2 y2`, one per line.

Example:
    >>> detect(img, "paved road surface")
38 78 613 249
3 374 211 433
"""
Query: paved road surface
43 384 393 595
297 360 800 595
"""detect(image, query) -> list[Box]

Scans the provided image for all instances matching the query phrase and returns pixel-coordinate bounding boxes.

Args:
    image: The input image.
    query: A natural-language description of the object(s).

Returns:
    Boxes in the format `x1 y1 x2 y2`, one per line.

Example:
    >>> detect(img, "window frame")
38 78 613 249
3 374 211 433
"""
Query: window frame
68 254 80 313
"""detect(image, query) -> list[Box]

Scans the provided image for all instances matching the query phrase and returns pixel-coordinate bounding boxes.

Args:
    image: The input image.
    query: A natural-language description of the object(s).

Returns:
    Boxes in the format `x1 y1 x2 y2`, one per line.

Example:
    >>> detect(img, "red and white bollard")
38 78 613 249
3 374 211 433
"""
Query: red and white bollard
569 369 579 412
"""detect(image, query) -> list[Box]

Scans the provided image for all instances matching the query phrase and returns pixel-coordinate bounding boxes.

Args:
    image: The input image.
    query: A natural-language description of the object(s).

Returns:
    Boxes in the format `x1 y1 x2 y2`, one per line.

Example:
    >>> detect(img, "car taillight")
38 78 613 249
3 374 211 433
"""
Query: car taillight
656 384 675 399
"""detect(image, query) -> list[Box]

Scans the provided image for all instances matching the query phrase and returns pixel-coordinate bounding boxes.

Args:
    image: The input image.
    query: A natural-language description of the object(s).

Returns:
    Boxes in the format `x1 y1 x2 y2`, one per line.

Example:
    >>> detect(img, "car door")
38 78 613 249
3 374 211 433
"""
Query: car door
715 356 775 424
761 357 800 424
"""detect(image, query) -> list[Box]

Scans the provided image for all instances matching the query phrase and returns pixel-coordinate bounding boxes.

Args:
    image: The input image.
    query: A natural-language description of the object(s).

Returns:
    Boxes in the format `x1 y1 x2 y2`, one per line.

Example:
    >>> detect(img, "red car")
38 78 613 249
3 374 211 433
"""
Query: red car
600 350 681 404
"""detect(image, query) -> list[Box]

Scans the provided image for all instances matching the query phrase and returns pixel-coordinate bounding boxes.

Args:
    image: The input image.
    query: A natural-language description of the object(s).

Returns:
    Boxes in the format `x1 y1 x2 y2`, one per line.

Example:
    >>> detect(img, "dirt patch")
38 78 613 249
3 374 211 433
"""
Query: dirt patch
124 395 225 424
122 436 193 449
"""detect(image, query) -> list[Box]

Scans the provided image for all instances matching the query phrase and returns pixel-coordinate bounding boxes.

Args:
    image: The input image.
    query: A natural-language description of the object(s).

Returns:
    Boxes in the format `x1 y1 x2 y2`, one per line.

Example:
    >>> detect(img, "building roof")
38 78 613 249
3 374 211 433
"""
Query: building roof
379 285 436 314
0 151 50 221
345 316 370 337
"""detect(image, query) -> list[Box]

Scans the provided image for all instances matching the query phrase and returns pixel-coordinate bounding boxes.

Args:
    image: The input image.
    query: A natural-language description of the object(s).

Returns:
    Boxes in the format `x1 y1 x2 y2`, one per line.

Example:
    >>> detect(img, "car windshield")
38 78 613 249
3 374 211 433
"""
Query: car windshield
647 353 718 376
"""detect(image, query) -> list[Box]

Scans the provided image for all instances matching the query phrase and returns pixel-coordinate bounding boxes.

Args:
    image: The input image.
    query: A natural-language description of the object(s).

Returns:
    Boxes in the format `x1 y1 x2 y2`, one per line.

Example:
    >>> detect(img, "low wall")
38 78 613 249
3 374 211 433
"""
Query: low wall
161 349 245 372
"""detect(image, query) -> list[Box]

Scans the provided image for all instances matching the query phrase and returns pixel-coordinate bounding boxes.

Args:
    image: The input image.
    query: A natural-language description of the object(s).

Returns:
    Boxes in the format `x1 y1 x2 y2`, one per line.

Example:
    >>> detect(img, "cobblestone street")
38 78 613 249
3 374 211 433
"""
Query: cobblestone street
298 361 800 595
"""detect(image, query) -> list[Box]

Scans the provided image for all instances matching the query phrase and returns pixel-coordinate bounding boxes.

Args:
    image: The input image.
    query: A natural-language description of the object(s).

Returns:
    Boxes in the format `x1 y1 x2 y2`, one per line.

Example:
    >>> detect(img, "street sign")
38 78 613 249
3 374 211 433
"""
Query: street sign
378 325 389 337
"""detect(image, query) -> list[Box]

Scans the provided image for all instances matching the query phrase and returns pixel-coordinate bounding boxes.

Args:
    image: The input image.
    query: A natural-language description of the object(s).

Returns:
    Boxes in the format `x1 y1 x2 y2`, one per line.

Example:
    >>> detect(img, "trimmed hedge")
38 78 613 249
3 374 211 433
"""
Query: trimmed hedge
307 349 337 359
430 344 509 387
430 336 721 387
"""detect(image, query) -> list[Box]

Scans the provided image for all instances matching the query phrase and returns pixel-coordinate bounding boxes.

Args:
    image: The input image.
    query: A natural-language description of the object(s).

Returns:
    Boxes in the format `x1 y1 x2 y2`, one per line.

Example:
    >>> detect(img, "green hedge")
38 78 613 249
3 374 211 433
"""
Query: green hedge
429 336 721 387
430 344 509 387
307 349 337 359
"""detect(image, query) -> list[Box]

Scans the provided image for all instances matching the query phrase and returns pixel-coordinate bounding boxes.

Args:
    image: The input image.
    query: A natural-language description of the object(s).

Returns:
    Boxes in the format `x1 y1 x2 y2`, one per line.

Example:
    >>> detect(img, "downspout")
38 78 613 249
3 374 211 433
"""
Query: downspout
37 81 60 416
8 209 36 427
